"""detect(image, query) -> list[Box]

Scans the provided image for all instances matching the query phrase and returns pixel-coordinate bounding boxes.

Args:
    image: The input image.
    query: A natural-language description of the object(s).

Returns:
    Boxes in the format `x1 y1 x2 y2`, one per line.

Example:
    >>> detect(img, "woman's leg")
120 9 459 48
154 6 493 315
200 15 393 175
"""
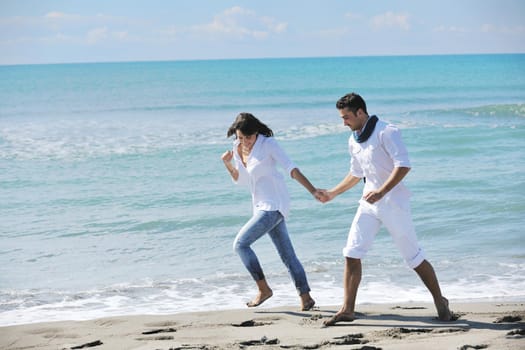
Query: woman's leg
233 211 280 307
268 214 315 310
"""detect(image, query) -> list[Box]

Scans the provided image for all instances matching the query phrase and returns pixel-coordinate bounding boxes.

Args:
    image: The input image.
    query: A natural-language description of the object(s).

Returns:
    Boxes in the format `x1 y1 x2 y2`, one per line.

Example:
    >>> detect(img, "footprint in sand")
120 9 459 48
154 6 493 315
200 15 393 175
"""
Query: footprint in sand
231 319 273 327
141 327 177 335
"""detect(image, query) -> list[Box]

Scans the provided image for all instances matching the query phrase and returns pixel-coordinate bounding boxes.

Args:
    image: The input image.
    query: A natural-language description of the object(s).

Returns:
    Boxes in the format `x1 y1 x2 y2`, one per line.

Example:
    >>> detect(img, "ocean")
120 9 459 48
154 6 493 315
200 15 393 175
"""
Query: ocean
0 54 524 326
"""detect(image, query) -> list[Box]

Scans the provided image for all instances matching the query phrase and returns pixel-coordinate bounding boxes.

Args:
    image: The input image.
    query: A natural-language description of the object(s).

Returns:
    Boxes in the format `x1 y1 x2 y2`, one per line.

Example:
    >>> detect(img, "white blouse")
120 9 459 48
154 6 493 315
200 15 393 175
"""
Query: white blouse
233 135 297 219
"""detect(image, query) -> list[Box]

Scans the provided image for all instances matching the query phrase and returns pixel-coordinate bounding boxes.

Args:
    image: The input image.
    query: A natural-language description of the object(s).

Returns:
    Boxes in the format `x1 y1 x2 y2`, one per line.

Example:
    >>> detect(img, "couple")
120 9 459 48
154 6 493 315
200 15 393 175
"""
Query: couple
221 93 453 326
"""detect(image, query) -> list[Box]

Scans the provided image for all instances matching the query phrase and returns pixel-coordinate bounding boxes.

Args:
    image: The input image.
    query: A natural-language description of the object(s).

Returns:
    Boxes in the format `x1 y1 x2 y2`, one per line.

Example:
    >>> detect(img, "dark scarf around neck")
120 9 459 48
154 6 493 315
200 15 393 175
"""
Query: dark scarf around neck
353 115 378 143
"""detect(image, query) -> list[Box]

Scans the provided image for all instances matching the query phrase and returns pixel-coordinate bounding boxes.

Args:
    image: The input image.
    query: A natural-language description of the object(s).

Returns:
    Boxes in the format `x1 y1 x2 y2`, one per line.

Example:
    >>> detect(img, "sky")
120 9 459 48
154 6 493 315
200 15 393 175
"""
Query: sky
1 0 524 65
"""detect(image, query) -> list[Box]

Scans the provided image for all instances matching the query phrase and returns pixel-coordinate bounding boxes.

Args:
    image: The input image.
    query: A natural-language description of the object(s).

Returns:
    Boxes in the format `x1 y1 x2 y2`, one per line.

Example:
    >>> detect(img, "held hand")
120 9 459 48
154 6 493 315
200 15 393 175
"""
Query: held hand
363 190 384 204
314 189 333 203
312 189 323 202
221 150 233 163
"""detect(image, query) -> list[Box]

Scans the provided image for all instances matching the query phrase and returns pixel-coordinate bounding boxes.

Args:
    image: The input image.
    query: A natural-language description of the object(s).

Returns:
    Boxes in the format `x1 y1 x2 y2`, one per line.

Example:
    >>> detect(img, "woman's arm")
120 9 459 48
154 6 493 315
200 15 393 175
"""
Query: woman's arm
221 150 239 181
269 138 320 199
290 168 317 195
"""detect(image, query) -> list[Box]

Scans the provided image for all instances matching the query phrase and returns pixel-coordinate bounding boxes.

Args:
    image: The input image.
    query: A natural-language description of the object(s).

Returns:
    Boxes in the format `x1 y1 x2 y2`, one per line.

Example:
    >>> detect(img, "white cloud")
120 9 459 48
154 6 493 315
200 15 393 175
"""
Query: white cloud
40 32 75 44
84 27 133 45
223 6 253 17
251 31 268 39
0 12 104 34
481 24 525 35
434 23 525 36
44 12 81 21
344 12 363 21
261 16 287 33
370 12 410 31
1 7 287 49
158 25 179 40
43 12 129 24
113 31 128 40
433 25 468 33
191 6 287 39
86 27 108 44
314 27 351 39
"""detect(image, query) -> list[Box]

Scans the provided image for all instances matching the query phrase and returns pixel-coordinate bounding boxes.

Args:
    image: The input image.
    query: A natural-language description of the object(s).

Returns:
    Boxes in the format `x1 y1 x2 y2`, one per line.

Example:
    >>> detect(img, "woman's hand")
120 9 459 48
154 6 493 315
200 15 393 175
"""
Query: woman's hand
315 189 334 203
221 150 233 163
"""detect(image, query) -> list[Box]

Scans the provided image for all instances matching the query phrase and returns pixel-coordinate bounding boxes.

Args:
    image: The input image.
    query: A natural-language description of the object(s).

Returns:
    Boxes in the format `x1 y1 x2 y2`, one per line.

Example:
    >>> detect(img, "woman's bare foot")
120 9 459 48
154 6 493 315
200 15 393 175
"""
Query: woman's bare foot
300 292 315 311
322 312 355 327
436 297 453 321
301 298 316 311
246 290 273 307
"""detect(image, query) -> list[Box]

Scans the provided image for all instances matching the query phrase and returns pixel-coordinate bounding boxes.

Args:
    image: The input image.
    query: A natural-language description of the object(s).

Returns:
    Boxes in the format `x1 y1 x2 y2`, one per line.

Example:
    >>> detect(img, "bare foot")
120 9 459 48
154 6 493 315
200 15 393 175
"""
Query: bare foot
322 312 355 327
437 297 453 321
301 298 316 311
246 290 273 307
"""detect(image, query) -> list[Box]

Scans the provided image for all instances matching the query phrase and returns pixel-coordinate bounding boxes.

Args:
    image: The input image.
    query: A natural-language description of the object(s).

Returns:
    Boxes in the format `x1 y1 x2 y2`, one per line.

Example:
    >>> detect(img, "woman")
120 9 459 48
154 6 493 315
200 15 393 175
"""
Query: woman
221 112 317 311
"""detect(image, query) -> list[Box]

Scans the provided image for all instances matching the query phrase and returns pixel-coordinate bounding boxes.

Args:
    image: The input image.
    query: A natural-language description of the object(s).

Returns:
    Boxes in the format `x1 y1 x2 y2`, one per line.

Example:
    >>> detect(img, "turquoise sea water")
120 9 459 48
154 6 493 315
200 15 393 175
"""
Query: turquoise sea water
1 54 524 326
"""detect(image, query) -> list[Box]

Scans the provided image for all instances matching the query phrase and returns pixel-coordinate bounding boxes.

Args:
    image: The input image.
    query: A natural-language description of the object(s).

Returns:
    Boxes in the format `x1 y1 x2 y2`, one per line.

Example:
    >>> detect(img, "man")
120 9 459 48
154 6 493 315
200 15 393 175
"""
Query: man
319 93 452 326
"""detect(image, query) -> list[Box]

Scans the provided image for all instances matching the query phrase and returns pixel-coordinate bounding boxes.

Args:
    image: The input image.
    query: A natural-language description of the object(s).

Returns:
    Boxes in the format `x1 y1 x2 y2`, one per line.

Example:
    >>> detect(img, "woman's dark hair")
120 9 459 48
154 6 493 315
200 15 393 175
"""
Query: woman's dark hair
227 112 274 138
336 93 368 114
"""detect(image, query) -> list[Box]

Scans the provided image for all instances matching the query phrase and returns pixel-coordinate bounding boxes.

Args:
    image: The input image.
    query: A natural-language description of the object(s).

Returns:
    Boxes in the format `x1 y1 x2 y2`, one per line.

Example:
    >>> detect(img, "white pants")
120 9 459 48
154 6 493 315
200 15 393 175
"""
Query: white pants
343 199 425 269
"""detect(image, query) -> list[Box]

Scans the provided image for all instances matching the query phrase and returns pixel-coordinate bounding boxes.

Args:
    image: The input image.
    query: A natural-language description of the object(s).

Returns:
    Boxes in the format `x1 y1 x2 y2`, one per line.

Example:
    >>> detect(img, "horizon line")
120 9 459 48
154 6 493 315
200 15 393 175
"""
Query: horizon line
1 51 524 67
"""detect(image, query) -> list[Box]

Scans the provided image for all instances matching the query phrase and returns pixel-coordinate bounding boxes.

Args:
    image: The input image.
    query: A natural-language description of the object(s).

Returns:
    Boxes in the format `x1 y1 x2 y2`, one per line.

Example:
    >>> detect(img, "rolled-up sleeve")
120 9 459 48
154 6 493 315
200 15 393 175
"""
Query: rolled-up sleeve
381 126 411 168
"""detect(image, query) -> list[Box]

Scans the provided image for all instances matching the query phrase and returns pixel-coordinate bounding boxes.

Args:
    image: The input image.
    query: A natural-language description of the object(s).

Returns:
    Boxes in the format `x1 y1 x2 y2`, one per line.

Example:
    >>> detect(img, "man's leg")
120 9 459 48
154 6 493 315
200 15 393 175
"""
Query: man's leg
324 205 379 327
323 257 361 326
381 201 453 322
342 257 362 316
414 260 453 321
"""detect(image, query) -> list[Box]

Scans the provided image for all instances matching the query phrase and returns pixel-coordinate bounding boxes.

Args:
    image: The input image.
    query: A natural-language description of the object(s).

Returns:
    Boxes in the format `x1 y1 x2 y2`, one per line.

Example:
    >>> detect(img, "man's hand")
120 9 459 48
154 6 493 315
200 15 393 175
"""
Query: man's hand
363 190 384 204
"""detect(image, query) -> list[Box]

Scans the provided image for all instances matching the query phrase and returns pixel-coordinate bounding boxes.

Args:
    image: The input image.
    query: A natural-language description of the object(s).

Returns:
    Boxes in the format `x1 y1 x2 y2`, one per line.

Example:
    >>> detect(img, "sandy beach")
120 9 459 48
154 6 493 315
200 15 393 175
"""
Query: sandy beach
1 301 523 350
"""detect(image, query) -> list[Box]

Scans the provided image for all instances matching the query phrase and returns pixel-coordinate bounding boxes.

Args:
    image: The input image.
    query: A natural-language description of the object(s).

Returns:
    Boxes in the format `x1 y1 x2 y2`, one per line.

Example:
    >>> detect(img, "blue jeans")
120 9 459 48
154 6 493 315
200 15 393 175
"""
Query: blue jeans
233 210 311 295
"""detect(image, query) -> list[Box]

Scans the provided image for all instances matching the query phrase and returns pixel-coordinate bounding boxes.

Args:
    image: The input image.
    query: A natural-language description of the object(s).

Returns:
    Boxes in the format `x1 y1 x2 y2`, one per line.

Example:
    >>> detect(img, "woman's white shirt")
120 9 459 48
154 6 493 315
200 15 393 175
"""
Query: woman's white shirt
233 135 296 219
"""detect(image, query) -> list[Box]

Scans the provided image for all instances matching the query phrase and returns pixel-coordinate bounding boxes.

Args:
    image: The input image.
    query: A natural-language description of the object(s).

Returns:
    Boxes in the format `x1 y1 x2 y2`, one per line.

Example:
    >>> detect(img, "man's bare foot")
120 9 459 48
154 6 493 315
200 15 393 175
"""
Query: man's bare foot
322 312 355 327
437 297 453 321
301 298 316 311
246 290 273 307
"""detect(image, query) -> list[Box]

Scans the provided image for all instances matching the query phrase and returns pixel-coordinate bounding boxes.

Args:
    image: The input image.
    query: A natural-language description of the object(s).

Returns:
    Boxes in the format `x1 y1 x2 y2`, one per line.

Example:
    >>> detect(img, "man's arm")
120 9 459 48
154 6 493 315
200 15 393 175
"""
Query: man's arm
319 172 362 203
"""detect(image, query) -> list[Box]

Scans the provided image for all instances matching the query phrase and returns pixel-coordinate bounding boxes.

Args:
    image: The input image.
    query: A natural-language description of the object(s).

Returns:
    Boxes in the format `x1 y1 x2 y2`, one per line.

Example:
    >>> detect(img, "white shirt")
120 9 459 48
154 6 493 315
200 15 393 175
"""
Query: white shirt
349 119 412 207
233 135 296 218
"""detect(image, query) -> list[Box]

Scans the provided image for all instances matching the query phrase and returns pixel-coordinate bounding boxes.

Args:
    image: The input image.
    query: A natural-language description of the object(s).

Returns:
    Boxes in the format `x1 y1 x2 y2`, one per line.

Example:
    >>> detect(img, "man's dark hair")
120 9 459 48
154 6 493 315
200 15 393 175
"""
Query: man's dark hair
336 93 368 114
